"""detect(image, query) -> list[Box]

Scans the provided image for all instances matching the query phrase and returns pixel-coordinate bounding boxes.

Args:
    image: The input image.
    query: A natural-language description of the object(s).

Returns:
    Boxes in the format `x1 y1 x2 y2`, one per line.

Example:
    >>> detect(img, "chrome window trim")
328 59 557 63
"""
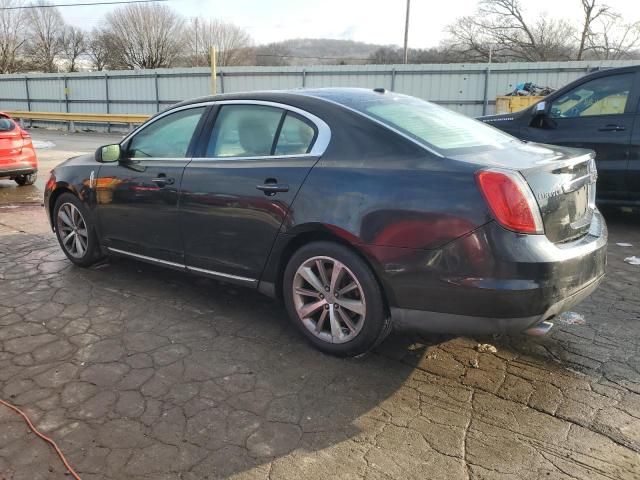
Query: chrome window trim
302 95 445 158
122 99 331 161
107 247 257 284
114 157 191 162
189 153 320 162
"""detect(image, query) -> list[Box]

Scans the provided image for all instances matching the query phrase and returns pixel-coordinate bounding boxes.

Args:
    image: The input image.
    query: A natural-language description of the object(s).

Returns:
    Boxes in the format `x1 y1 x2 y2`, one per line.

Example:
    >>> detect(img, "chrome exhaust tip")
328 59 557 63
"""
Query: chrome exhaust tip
525 320 554 337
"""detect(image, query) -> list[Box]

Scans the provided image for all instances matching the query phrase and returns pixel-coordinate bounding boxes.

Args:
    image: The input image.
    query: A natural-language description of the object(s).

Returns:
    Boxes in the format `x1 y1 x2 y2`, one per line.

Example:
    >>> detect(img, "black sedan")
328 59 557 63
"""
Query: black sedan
44 88 607 357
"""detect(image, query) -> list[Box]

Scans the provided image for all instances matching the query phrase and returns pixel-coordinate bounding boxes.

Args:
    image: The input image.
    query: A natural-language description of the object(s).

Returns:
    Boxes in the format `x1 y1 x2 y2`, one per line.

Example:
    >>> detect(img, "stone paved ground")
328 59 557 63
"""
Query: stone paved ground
0 205 639 480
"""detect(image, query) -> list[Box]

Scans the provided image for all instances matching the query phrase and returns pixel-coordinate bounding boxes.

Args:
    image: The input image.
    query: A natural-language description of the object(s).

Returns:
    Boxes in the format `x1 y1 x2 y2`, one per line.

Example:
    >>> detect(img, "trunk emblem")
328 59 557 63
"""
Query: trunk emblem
537 188 563 200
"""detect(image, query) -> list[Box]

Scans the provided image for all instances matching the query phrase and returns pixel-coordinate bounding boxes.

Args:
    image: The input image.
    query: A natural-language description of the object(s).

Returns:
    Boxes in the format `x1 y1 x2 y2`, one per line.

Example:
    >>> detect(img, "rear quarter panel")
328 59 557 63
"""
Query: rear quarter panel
261 110 492 301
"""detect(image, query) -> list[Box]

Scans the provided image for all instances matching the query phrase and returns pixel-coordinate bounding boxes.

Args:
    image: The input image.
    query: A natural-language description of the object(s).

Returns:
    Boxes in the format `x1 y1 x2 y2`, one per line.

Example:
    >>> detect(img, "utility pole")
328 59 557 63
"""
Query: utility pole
403 0 410 64
210 47 217 95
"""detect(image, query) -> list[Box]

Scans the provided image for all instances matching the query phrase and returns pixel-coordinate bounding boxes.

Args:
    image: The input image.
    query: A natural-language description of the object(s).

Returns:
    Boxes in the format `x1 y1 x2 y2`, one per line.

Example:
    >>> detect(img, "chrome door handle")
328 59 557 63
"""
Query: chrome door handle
256 183 289 195
598 124 625 132
152 176 174 185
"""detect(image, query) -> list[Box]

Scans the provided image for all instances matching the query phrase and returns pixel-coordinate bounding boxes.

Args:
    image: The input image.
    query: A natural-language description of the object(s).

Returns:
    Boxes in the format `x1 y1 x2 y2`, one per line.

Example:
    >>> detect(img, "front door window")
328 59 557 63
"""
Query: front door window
127 107 205 159
549 74 633 119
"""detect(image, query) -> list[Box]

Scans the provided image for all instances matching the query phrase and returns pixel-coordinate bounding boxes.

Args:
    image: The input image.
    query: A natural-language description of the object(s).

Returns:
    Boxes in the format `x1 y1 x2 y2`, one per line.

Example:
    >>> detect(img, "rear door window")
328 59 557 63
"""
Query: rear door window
206 105 283 158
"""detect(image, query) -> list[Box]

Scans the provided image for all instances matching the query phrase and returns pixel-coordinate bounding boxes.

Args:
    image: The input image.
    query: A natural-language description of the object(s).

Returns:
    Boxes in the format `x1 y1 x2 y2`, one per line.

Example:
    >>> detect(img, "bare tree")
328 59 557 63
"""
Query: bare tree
185 18 252 66
446 0 640 62
105 3 186 69
25 0 66 72
368 47 402 64
60 25 86 72
0 0 27 73
86 29 110 70
447 0 575 62
585 12 640 59
576 0 610 60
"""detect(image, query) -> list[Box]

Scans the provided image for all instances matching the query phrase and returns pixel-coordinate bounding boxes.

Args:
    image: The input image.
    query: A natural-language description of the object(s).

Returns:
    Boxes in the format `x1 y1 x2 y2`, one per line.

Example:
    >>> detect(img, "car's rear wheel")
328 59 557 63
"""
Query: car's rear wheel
54 193 104 267
15 173 36 186
283 241 390 357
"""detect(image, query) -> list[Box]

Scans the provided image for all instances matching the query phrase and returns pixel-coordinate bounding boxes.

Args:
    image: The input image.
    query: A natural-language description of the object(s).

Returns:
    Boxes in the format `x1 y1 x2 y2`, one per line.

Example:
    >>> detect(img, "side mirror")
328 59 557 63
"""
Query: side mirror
534 101 547 114
96 144 121 163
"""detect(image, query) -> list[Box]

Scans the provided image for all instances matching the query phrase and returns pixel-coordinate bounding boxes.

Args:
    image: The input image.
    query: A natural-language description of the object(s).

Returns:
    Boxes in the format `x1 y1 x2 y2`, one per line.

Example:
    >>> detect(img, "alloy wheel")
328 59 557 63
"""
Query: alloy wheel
56 203 89 258
292 255 366 344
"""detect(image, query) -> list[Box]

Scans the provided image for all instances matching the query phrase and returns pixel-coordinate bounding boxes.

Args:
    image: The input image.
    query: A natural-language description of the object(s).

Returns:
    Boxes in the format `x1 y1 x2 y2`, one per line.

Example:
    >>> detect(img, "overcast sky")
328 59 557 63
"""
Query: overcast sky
63 0 640 48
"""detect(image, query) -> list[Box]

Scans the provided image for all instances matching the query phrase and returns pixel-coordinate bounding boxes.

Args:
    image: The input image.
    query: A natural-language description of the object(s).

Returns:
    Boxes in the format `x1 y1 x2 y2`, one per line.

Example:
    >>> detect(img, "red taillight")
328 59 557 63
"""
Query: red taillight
475 169 543 234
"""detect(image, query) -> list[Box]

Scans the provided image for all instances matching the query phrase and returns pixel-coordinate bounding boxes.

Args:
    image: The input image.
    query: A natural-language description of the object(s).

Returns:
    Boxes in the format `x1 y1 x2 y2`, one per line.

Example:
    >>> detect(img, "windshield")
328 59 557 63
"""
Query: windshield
328 91 516 155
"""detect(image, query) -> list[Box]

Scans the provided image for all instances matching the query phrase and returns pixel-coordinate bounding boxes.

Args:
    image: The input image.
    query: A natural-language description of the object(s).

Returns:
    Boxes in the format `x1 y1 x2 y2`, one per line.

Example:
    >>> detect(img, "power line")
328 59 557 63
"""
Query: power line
0 0 168 10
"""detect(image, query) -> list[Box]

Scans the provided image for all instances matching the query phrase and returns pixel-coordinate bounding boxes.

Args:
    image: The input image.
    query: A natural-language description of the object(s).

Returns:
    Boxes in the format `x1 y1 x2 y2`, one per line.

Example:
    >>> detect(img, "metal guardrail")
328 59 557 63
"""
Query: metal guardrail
5 111 150 132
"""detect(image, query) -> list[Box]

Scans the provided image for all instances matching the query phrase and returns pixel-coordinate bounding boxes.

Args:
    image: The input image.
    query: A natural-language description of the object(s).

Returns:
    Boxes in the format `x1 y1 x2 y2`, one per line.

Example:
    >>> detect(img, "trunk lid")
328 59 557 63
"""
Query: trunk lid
453 142 597 243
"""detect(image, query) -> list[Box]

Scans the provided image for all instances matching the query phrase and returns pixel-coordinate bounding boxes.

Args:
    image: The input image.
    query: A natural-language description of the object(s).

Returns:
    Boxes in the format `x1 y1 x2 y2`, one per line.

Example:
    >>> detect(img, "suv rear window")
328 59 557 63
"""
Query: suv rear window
0 117 15 132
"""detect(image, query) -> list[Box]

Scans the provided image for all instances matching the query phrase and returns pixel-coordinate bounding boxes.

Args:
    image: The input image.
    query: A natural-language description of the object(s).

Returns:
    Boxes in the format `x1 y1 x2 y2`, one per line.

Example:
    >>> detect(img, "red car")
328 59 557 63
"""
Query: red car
0 112 38 186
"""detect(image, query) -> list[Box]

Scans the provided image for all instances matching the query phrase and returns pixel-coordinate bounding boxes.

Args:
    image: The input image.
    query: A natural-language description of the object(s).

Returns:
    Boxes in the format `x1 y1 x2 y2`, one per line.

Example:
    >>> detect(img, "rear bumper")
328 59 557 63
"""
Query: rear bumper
0 150 38 178
0 167 37 178
391 272 603 335
363 210 608 335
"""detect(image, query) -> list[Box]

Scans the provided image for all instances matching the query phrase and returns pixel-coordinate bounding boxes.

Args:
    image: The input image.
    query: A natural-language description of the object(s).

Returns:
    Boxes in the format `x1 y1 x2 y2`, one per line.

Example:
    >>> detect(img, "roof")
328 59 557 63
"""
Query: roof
174 87 390 110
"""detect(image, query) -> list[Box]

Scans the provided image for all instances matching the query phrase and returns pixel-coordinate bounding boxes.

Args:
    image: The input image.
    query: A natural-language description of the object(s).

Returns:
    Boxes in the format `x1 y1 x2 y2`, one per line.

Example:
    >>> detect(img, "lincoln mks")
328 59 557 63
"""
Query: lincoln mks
44 88 607 356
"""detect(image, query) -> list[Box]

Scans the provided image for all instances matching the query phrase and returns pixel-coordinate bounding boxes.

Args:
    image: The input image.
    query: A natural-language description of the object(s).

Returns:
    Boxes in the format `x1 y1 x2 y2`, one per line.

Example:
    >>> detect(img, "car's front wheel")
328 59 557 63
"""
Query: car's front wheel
283 241 391 357
54 193 104 267
15 173 37 186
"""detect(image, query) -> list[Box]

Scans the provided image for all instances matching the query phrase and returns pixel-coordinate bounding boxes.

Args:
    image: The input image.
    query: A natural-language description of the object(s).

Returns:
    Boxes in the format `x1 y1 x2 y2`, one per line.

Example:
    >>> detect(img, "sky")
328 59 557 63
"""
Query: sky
61 0 640 48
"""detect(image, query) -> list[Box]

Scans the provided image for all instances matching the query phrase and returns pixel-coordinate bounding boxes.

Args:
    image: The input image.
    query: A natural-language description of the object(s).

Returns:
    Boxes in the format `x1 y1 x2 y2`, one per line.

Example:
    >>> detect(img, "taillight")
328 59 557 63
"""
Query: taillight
475 169 544 234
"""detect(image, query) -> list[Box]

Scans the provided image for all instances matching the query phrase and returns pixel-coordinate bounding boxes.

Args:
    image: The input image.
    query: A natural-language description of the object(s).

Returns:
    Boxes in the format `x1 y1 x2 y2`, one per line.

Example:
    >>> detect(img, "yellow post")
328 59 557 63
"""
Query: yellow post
210 47 217 95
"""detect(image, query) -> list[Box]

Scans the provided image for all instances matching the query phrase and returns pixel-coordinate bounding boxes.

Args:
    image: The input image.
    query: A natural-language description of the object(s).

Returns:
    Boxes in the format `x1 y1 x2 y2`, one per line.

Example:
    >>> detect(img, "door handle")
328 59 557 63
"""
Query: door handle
256 181 289 196
152 174 175 186
598 124 626 132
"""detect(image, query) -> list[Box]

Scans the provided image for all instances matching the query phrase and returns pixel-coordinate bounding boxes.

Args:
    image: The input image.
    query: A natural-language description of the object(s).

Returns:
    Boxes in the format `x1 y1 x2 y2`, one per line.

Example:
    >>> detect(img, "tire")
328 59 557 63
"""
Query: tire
15 172 37 186
283 241 391 357
53 193 104 267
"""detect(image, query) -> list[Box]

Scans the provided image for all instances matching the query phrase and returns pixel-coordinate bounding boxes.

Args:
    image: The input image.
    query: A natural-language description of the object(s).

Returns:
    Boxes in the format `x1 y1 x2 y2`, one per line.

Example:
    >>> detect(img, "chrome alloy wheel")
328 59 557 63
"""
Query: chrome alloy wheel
56 202 89 258
292 256 366 344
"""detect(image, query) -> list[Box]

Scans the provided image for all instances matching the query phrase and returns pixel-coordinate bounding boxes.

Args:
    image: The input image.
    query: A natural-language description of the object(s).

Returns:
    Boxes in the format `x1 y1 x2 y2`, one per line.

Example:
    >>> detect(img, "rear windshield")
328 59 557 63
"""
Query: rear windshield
333 93 516 156
0 117 15 132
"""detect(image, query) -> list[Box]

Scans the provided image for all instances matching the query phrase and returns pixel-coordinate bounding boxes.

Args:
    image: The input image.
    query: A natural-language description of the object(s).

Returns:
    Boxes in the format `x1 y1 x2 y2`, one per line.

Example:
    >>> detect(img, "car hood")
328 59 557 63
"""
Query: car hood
477 108 529 124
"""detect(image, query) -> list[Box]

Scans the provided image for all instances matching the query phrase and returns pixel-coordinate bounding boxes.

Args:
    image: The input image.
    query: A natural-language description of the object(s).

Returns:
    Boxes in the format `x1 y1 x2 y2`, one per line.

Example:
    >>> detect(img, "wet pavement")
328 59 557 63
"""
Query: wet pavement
0 129 122 206
0 133 639 479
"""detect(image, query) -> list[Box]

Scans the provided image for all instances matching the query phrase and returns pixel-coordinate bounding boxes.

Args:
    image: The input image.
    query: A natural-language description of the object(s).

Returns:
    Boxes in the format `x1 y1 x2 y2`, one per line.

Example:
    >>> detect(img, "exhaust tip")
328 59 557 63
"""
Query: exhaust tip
525 320 554 337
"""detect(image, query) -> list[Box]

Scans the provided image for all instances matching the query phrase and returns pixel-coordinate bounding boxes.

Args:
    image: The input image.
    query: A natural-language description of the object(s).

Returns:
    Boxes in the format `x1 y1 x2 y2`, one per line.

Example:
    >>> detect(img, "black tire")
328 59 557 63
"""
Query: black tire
15 172 37 186
53 193 104 267
283 241 391 357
